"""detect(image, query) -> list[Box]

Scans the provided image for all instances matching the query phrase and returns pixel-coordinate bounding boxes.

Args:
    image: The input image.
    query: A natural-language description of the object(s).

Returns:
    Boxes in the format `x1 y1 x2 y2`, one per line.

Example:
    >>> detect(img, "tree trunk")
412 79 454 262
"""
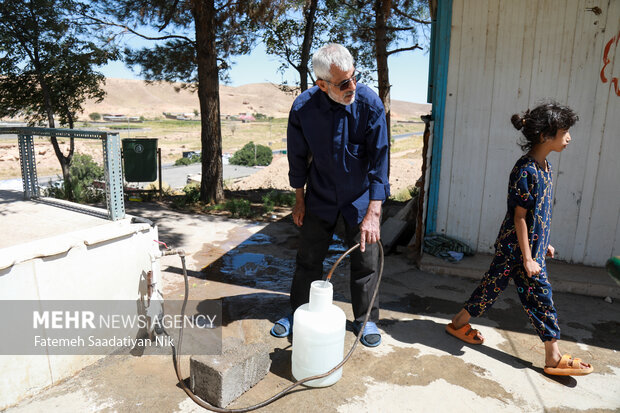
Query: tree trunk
374 0 391 177
193 0 224 204
39 76 73 197
299 0 318 91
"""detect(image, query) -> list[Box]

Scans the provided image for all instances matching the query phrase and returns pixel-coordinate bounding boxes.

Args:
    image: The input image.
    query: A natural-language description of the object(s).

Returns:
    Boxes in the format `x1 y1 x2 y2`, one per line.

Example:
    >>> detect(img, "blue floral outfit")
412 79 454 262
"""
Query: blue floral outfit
464 155 560 341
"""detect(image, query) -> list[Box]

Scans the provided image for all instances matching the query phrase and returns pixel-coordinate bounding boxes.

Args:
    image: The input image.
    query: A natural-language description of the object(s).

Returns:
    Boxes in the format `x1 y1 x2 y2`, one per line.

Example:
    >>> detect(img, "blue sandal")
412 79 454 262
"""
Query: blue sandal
270 314 293 338
352 320 382 347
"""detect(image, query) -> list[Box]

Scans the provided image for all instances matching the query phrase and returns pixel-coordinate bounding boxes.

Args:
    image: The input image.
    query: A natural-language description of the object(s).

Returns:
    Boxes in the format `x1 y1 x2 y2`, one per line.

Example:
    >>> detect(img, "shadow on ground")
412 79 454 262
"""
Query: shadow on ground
127 198 620 388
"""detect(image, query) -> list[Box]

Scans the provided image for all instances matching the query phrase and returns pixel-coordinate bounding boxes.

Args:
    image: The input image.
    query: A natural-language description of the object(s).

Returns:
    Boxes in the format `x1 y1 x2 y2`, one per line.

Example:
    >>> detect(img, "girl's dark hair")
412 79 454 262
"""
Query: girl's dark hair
510 101 579 151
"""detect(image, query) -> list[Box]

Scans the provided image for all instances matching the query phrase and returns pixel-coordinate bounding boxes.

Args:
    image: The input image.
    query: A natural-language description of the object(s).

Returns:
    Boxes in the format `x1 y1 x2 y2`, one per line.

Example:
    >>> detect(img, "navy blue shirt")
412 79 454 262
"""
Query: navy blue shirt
287 84 390 226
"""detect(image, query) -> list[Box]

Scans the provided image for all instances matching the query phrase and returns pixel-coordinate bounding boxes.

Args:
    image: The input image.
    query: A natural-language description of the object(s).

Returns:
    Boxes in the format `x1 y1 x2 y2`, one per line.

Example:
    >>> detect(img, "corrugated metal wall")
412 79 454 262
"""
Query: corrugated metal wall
435 0 620 266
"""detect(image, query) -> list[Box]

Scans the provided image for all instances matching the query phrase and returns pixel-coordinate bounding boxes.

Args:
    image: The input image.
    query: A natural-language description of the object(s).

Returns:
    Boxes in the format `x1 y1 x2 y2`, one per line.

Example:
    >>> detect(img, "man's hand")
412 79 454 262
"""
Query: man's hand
524 258 542 278
292 187 305 227
359 200 381 252
546 245 555 258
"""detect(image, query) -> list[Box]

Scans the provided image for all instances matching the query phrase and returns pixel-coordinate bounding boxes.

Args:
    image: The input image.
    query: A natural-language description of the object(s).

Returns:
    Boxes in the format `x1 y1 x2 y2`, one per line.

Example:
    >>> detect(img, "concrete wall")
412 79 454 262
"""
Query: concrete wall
435 0 620 266
0 218 157 410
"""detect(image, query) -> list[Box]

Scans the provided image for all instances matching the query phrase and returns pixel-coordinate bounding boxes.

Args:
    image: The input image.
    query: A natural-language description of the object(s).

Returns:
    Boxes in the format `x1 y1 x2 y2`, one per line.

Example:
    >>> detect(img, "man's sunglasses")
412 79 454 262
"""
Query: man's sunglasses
321 72 361 91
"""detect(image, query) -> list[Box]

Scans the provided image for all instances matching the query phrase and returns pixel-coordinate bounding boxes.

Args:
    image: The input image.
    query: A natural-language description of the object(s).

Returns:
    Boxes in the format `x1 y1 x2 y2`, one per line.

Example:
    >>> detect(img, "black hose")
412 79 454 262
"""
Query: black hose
170 241 384 412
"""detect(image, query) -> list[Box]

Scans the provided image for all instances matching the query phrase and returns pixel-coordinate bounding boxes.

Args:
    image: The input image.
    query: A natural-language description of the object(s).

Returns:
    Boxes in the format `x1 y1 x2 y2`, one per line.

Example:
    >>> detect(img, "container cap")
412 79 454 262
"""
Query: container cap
309 280 333 312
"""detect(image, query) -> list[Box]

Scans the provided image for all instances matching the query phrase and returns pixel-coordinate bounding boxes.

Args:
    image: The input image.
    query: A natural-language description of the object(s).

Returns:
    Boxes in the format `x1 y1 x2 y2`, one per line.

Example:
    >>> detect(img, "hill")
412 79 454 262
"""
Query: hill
82 78 430 120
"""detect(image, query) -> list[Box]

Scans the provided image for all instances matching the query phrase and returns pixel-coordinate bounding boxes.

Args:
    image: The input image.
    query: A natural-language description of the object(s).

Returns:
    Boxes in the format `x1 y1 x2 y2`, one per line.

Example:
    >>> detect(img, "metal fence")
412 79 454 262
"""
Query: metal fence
0 127 125 221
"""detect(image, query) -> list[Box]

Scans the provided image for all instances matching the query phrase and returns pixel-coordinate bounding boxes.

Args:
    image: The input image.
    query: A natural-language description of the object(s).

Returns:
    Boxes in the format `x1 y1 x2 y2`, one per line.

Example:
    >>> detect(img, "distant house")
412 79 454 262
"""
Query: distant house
102 114 140 122
102 113 126 122
162 112 197 121
423 0 619 266
238 113 256 123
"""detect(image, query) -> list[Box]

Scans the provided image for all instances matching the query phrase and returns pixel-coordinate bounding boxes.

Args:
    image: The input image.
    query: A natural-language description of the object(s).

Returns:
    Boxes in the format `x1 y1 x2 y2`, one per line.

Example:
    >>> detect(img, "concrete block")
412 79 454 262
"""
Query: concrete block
190 338 271 408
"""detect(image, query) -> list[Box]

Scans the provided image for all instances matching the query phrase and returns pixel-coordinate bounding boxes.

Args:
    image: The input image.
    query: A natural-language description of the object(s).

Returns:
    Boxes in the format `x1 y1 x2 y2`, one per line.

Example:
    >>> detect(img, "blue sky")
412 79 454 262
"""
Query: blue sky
98 41 430 104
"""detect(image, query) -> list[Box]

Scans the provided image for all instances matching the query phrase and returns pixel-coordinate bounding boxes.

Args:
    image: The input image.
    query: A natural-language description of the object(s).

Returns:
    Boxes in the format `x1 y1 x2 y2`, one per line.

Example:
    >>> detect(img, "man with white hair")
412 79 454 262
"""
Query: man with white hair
270 43 390 347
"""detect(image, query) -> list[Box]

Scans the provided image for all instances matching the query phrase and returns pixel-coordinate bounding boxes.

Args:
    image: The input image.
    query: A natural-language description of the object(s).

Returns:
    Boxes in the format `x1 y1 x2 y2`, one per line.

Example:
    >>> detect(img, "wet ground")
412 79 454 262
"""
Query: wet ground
4 202 620 412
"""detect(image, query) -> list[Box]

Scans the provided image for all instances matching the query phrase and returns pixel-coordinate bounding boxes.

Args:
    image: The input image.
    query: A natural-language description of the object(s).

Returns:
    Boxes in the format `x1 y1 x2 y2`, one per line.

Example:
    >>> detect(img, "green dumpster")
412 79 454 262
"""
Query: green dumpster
122 138 158 182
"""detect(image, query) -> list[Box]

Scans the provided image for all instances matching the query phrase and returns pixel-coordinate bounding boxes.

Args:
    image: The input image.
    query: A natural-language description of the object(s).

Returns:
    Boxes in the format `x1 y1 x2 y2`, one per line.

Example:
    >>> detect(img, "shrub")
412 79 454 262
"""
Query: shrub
262 190 295 209
206 198 252 217
174 153 201 166
229 142 272 167
44 153 105 203
89 112 101 121
68 154 105 203
272 191 295 206
182 183 201 204
225 199 252 218
175 157 192 166
44 180 66 199
262 195 275 213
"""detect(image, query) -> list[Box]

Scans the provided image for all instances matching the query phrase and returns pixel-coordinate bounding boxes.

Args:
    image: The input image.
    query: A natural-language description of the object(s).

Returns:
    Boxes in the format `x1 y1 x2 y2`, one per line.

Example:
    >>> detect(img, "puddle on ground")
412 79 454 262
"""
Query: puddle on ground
191 229 272 268
238 233 275 246
201 252 295 292
198 230 353 297
324 233 348 270
329 233 348 252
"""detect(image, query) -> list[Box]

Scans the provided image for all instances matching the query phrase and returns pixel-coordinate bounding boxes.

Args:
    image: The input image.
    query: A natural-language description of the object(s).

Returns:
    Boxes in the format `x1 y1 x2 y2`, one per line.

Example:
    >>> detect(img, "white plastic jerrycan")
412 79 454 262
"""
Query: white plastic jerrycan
291 280 346 387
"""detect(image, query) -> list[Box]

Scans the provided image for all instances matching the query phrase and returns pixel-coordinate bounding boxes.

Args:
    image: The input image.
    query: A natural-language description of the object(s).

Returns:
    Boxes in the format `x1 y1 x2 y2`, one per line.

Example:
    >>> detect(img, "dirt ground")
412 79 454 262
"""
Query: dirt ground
228 151 423 196
0 139 120 180
0 138 199 180
0 142 423 197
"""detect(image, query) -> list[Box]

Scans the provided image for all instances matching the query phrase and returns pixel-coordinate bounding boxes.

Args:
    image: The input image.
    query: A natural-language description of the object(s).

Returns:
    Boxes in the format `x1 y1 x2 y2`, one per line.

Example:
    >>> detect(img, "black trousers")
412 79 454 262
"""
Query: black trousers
290 211 380 323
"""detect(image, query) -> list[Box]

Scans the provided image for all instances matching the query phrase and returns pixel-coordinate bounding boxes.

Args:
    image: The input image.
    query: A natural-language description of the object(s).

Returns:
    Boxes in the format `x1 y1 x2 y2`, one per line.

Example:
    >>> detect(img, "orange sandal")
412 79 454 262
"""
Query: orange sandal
544 354 593 376
445 322 484 344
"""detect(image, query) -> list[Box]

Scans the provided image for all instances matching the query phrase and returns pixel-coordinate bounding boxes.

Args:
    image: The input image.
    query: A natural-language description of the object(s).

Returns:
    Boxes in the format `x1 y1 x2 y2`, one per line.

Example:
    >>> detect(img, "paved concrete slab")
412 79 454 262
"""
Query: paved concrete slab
420 253 620 299
4 202 620 412
0 189 111 248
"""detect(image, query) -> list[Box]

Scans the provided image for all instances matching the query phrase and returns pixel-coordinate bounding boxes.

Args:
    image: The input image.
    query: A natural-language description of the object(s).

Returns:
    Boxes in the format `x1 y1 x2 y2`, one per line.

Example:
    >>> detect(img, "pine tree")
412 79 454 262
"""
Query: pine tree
90 0 287 203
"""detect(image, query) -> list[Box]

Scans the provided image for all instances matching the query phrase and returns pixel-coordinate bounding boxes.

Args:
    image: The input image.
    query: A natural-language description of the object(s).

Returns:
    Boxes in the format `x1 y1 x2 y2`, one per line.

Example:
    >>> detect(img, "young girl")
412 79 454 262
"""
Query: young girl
445 102 593 376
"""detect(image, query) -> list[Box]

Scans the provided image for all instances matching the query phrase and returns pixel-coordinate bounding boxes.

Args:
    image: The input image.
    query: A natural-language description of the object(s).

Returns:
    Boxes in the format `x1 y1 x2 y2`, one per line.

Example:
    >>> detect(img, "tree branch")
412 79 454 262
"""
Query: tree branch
340 0 374 18
216 0 239 12
392 5 431 24
285 53 297 68
386 44 422 56
385 26 415 31
83 15 194 43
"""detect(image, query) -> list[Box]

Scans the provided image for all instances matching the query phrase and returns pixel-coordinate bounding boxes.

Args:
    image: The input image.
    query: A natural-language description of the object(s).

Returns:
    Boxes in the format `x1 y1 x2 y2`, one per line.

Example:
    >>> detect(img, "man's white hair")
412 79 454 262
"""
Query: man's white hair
312 44 354 81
